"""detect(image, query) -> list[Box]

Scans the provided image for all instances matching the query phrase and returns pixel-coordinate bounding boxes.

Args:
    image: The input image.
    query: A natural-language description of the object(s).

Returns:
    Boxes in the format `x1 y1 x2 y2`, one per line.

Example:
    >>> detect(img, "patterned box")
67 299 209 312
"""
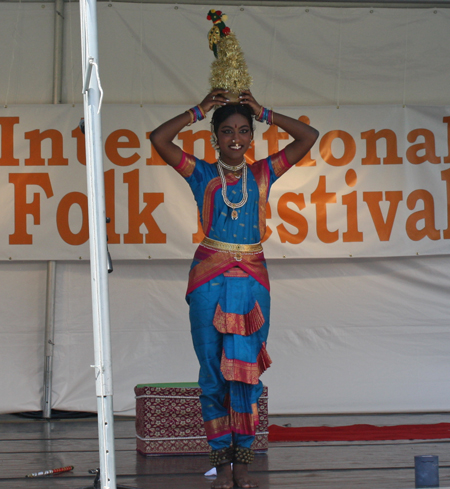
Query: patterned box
135 382 268 455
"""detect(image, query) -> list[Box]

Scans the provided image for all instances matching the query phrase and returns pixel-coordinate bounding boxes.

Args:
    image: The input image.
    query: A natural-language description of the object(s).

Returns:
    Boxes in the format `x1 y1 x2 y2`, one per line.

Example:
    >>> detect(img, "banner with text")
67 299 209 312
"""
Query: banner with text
1 104 450 260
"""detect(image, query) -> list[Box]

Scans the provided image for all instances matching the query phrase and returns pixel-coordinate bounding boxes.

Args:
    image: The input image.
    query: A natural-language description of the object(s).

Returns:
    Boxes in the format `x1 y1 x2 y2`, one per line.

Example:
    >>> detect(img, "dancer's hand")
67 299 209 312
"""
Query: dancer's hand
239 89 262 117
199 89 230 114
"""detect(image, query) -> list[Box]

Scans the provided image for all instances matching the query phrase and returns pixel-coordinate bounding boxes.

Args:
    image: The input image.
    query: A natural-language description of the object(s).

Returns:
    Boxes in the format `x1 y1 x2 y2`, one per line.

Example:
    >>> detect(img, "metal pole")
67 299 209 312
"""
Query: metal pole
79 0 117 487
43 0 65 419
43 260 56 418
53 0 64 104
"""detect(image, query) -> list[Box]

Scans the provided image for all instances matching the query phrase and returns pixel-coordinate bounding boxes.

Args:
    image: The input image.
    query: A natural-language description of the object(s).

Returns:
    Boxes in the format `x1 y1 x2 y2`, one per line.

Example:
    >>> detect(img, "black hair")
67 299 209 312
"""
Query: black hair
211 104 254 136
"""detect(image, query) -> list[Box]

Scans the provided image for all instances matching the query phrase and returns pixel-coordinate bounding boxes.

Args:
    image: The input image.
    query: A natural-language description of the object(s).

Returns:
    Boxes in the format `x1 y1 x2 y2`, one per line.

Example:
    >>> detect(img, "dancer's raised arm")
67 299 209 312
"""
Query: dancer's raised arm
149 89 229 167
239 89 319 165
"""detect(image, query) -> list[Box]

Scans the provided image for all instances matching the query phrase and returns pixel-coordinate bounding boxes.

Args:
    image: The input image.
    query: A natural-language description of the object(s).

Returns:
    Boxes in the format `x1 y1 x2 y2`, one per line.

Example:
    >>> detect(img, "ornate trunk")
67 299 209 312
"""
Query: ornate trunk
135 383 268 455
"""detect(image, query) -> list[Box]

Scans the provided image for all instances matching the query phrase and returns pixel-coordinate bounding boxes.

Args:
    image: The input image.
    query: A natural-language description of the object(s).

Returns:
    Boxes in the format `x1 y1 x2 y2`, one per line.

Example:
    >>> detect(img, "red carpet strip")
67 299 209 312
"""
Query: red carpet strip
268 423 450 442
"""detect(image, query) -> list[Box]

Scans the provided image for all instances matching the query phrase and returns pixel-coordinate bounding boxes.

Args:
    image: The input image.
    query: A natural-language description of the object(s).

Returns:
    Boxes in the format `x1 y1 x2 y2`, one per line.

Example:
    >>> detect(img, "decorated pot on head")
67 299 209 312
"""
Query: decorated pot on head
207 9 252 105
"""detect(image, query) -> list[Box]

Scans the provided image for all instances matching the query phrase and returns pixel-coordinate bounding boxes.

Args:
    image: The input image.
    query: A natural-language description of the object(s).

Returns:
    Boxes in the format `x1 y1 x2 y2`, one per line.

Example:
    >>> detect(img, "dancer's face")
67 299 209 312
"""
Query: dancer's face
216 113 252 164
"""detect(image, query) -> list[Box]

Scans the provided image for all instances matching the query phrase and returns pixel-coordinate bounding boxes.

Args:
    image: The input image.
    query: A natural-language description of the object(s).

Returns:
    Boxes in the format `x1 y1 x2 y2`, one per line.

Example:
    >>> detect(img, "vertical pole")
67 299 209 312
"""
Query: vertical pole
43 261 56 418
43 0 64 419
79 0 117 488
53 0 64 104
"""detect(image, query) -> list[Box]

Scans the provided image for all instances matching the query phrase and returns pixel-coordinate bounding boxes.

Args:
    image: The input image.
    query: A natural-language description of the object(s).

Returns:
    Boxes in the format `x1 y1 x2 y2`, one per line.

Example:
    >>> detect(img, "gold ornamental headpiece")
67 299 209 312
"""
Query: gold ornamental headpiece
206 9 252 104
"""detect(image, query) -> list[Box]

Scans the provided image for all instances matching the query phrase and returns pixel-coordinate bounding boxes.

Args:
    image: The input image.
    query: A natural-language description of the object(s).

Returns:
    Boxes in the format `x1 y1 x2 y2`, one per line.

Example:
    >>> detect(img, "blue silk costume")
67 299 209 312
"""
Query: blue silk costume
173 149 292 450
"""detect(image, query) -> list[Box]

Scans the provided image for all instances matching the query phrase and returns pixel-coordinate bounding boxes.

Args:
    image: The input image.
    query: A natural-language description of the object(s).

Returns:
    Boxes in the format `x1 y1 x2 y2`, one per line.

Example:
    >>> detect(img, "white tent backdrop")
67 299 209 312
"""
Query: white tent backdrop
1 2 450 415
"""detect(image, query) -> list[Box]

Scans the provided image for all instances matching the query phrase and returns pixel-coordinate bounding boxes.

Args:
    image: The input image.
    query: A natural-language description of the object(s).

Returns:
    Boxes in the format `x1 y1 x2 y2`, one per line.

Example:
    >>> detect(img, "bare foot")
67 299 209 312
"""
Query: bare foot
233 463 259 488
212 463 234 489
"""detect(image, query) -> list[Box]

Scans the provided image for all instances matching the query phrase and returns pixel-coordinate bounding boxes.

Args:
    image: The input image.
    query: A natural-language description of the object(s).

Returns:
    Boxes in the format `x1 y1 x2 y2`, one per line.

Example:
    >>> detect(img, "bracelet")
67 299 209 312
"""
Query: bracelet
186 109 194 126
186 105 206 126
255 106 273 125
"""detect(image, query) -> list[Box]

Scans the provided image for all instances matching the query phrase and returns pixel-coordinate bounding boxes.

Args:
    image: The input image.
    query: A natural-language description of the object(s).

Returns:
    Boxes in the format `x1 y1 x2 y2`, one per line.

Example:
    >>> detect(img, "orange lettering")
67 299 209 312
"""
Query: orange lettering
363 191 403 241
276 192 308 244
406 189 440 241
361 129 402 165
57 192 89 245
342 170 362 242
0 117 19 166
123 169 166 244
25 129 68 166
310 176 338 243
406 129 441 164
9 173 54 244
105 129 140 166
319 130 355 167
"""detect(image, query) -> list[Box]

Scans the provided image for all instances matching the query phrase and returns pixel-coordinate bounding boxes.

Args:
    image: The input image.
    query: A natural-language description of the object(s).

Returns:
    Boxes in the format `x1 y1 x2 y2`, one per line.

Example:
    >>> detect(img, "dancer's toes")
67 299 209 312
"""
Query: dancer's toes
233 463 259 488
211 463 234 489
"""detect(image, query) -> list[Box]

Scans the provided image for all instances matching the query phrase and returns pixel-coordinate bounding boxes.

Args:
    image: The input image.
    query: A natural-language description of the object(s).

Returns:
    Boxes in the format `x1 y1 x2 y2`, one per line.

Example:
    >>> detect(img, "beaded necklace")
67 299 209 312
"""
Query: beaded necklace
217 157 248 220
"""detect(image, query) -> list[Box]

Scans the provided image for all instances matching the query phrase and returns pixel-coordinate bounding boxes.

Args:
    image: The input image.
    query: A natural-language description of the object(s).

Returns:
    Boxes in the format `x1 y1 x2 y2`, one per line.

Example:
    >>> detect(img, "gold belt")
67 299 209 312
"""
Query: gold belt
201 237 263 261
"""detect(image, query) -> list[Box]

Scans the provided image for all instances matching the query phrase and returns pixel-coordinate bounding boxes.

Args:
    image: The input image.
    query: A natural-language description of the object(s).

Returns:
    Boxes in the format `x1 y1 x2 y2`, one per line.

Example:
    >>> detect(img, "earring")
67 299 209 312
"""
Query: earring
210 122 220 150
210 133 219 150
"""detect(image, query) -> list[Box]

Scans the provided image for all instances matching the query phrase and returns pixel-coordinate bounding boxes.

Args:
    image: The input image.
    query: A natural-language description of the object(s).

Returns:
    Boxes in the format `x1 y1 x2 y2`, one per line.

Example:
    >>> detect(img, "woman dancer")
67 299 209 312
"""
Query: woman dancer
150 89 318 489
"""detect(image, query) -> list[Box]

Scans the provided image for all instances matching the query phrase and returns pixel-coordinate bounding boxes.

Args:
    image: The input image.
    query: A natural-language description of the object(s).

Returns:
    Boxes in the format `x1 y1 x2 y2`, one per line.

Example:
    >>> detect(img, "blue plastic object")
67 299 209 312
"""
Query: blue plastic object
415 455 439 488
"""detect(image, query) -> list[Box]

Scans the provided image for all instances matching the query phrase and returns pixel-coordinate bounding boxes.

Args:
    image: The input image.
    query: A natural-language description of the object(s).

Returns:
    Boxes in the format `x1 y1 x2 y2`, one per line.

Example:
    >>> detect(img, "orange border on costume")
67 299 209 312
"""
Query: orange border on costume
220 343 272 385
213 301 265 336
271 150 291 178
248 161 270 240
186 246 269 296
202 172 240 236
230 405 259 435
174 151 196 178
204 415 231 440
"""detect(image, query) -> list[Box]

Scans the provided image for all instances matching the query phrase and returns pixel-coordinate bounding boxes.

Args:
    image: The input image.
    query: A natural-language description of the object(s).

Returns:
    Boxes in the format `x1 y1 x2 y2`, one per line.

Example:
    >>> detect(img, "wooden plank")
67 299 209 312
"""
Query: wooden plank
2 415 450 489
268 441 450 469
2 442 450 478
0 417 135 440
270 413 450 427
0 437 136 453
3 470 450 489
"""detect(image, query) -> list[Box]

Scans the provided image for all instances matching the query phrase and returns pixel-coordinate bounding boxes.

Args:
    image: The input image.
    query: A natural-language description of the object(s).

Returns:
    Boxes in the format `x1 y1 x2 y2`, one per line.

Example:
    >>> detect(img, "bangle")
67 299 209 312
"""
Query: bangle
197 105 206 119
255 106 273 125
186 109 194 126
185 105 206 126
256 106 263 120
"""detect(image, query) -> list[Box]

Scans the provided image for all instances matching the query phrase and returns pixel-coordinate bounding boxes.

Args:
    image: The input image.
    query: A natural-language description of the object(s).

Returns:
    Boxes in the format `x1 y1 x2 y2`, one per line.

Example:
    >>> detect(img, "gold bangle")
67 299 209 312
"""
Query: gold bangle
256 106 263 120
186 109 194 126
197 105 206 119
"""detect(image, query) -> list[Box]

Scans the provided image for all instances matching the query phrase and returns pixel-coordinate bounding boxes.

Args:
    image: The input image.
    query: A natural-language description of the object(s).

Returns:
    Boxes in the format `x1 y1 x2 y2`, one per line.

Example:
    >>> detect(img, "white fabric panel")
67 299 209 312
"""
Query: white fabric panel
59 4 450 106
0 262 47 412
0 256 449 415
0 3 54 105
40 255 450 416
0 3 448 106
266 256 450 413
51 260 197 414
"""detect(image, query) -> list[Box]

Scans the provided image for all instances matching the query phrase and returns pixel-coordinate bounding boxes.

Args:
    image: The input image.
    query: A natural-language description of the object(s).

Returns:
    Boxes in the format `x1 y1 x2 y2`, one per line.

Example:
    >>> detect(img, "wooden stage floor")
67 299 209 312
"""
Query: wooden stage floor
1 412 450 489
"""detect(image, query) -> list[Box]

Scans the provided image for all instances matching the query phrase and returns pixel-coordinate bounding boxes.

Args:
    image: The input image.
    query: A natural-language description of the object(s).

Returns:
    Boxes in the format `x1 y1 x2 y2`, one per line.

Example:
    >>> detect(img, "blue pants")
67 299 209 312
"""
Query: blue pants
187 272 270 450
